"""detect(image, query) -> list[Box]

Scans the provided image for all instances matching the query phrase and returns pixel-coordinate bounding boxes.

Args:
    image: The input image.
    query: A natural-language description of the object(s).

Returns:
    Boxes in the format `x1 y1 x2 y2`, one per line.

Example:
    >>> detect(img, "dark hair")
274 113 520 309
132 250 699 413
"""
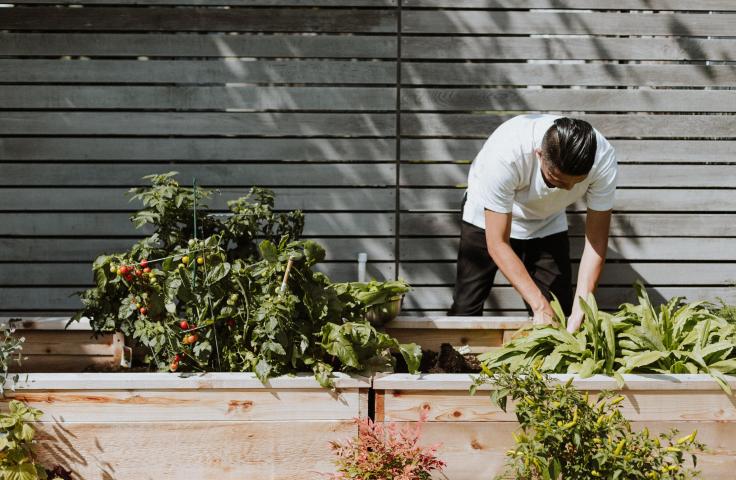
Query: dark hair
541 117 597 176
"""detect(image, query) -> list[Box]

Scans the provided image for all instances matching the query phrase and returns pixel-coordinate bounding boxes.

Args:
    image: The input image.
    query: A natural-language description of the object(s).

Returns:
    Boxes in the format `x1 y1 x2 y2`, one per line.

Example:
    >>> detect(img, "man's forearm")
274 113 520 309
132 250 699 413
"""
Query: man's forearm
487 241 547 312
573 240 606 306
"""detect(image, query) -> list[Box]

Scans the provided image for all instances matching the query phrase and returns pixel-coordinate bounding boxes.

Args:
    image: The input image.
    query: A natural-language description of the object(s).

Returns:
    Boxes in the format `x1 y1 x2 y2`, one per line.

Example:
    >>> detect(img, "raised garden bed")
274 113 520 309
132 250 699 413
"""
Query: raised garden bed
3 372 369 479
1 317 124 372
373 373 736 479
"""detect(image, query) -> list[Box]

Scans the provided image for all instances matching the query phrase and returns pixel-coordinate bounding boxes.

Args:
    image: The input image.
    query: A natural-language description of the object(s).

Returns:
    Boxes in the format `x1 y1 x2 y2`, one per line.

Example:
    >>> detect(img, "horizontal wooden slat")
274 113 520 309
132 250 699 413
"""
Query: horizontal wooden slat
0 59 395 84
0 188 395 211
0 112 395 136
403 286 736 310
400 189 736 212
384 327 502 353
399 262 736 287
10 330 117 356
387 316 530 330
0 86 396 111
402 63 736 87
0 138 396 162
401 113 736 138
400 237 736 261
29 421 354 479
0 212 395 236
402 88 736 113
0 32 396 58
0 164 396 187
402 36 736 61
6 390 363 421
403 11 735 36
12 0 395 4
401 139 736 163
0 262 394 286
0 237 395 262
399 212 736 237
403 0 736 9
401 164 736 188
0 8 396 33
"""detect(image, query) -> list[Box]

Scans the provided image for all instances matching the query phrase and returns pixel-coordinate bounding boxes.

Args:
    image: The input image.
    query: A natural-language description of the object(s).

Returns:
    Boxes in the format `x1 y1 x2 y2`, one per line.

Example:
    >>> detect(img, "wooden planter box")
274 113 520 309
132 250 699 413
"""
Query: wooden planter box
374 373 736 479
3 372 369 479
384 316 531 353
1 317 125 372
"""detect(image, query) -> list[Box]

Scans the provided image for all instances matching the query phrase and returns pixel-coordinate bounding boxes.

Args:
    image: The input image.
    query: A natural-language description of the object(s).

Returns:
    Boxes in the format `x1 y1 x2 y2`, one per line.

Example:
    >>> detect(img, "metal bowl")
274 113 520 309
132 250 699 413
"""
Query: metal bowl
364 295 403 328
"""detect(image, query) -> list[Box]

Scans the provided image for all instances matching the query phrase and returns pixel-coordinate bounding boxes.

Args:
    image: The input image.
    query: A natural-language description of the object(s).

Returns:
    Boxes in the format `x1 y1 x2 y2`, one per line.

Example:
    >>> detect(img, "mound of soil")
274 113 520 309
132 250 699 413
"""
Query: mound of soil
395 343 482 374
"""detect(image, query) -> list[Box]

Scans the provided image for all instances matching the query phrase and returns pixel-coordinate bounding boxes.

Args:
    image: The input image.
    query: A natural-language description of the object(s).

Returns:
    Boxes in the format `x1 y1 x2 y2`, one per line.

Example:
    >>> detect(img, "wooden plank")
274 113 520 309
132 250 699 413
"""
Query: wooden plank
0 317 92 330
0 32 396 58
29 421 355 479
402 113 736 138
400 237 736 261
399 262 736 287
11 331 117 356
0 212 396 236
0 85 396 111
400 189 736 212
403 0 736 9
374 373 736 392
0 59 395 84
0 138 396 162
8 355 120 373
383 327 503 353
0 163 396 187
400 164 736 188
402 63 736 87
402 286 736 310
0 8 396 33
401 88 736 113
401 139 736 163
0 187 394 211
381 389 736 422
386 316 530 330
0 112 395 136
402 11 735 36
0 237 395 262
4 390 363 422
7 371 369 390
12 0 395 5
0 262 395 286
402 36 736 61
397 212 736 237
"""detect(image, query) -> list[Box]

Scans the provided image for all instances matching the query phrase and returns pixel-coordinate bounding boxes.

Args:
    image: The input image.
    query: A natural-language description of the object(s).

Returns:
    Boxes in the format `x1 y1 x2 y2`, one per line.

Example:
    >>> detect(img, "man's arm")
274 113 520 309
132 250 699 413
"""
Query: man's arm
566 208 612 332
484 209 555 324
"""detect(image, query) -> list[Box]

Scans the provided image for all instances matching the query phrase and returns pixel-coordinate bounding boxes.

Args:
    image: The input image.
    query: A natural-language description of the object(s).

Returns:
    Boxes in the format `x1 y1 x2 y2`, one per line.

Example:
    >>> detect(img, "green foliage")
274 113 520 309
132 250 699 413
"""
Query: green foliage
0 326 24 396
0 401 47 480
73 172 420 387
332 280 411 320
472 365 705 480
481 281 736 393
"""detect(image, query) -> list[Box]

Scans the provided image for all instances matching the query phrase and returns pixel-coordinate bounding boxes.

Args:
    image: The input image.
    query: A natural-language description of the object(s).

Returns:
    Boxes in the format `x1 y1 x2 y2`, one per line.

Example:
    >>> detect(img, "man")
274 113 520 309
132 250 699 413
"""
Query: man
447 114 617 333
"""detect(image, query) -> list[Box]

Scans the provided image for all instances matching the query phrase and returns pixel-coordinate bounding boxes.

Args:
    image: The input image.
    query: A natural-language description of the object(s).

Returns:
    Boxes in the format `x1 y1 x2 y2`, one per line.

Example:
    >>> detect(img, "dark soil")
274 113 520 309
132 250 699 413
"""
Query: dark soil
46 465 74 480
394 343 482 374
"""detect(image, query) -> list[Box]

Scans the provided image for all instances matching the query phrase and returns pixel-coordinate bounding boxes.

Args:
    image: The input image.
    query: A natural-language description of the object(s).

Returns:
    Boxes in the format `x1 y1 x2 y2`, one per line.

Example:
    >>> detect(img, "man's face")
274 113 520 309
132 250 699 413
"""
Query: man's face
535 148 588 191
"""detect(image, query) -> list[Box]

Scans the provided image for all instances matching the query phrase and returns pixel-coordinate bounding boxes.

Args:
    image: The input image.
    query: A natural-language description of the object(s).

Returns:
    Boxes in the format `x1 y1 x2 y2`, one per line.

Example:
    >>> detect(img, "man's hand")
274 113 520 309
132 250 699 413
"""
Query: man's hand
566 302 584 333
532 299 555 326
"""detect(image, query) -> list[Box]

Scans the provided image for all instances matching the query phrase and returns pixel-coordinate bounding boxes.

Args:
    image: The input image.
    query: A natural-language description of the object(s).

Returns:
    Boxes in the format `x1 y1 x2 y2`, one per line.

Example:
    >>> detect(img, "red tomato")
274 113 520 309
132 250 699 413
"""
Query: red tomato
179 320 189 330
139 306 148 315
143 267 152 274
140 259 149 269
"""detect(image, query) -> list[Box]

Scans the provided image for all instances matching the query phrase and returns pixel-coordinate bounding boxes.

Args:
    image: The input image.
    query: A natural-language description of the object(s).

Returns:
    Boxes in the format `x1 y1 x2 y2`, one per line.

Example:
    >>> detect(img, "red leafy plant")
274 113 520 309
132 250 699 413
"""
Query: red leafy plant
323 407 447 480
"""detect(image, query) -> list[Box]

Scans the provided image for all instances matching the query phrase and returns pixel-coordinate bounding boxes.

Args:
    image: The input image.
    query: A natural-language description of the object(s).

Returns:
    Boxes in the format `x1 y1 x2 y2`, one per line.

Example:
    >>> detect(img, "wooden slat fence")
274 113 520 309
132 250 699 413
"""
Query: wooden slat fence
1 0 734 315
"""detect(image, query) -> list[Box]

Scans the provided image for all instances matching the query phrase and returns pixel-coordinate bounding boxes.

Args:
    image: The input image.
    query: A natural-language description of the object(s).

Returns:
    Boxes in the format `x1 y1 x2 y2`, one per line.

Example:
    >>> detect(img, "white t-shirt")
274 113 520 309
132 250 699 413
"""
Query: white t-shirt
463 114 618 239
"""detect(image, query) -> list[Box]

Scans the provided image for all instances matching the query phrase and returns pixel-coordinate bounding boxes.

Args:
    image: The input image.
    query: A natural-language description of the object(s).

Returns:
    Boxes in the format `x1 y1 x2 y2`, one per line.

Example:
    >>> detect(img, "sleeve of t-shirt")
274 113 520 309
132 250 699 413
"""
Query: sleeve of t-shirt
585 145 618 211
468 149 519 215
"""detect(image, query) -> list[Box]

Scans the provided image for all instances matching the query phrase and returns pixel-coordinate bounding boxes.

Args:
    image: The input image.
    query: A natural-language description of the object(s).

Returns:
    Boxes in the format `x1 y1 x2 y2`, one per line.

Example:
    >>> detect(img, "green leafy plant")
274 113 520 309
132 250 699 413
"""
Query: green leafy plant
0 401 48 480
332 280 411 321
481 282 736 392
73 172 421 387
472 365 705 480
0 325 25 396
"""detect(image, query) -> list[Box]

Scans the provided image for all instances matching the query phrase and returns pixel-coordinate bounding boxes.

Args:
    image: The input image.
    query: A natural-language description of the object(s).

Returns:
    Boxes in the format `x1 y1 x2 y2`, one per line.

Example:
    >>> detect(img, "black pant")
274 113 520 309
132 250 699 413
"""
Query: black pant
448 217 573 317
